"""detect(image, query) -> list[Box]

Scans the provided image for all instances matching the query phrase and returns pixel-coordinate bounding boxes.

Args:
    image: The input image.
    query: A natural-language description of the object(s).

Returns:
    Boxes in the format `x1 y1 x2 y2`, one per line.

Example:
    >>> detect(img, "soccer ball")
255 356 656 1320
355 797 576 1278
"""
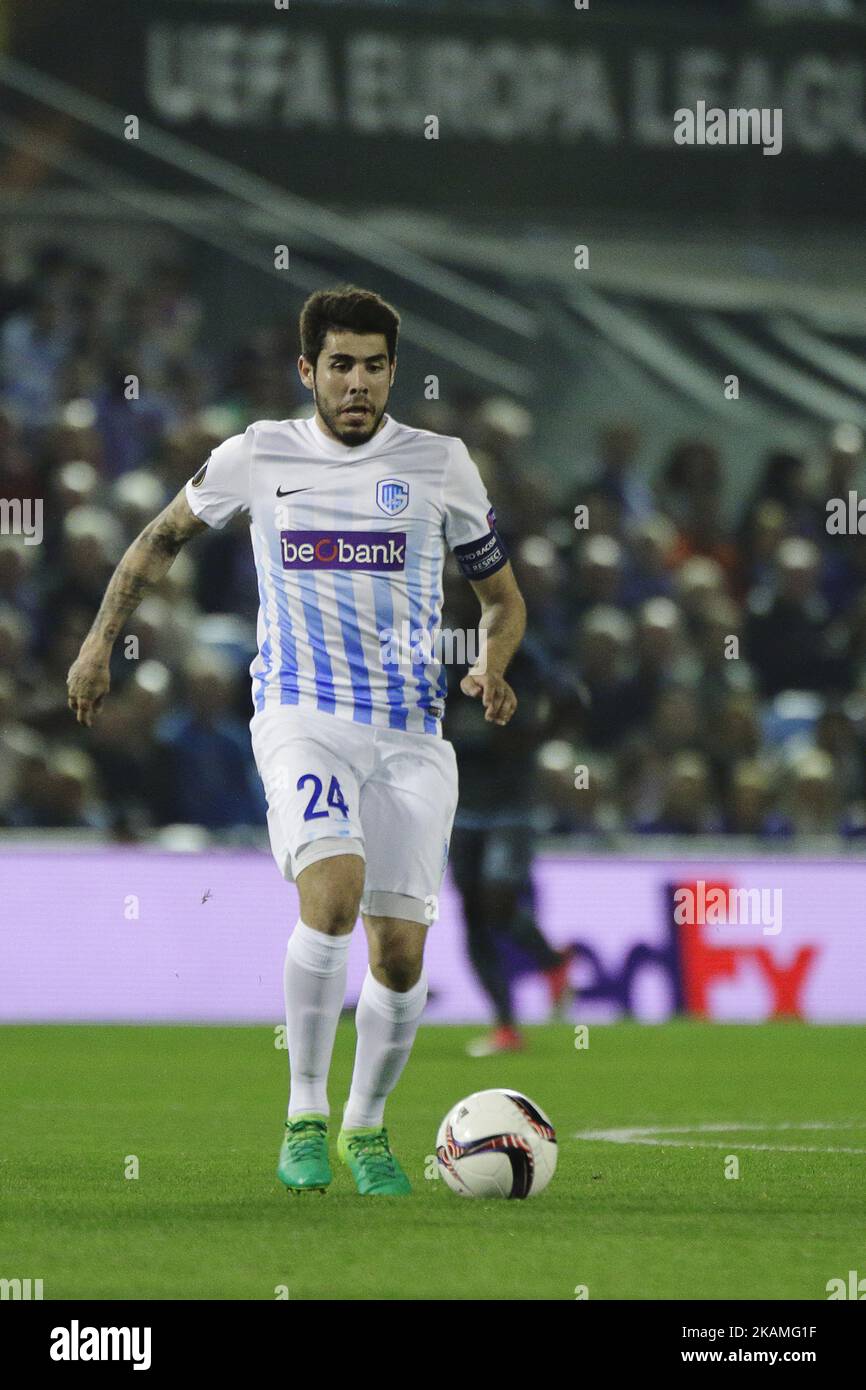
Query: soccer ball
435 1088 557 1198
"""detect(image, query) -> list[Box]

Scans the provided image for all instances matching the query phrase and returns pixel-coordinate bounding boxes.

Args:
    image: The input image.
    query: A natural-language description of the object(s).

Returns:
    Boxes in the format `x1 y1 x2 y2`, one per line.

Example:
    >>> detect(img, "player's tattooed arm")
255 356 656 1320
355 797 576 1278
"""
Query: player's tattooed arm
67 488 207 726
86 488 206 646
461 561 526 726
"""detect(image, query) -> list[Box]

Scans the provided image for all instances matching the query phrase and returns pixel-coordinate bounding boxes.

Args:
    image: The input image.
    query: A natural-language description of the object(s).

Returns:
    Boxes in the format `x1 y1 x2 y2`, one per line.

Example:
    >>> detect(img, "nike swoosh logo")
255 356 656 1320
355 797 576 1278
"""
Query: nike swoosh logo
276 487 311 497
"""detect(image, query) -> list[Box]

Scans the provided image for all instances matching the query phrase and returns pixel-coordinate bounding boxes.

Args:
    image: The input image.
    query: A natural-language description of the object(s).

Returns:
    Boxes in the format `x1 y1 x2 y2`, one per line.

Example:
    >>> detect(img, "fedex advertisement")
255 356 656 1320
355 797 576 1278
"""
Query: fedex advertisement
0 850 862 1023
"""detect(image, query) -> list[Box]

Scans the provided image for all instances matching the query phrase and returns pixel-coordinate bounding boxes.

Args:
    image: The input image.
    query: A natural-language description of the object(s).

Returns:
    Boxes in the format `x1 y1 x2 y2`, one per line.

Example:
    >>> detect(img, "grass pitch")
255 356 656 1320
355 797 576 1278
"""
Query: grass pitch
1 1021 863 1300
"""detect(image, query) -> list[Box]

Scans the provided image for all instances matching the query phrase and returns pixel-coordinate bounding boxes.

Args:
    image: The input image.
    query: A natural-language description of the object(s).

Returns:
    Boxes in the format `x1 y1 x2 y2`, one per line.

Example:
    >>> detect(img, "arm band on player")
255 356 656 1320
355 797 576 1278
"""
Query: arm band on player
452 528 509 580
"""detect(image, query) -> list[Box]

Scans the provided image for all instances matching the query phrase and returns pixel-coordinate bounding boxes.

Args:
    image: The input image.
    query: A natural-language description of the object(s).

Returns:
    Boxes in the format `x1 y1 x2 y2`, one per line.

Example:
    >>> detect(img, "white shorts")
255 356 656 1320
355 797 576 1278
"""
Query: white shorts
250 706 459 926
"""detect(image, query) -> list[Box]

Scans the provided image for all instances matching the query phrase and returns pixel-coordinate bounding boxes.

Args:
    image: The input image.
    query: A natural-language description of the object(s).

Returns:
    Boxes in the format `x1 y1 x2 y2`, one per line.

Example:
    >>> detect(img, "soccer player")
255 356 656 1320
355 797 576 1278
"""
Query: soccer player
66 286 527 1196
444 638 574 1056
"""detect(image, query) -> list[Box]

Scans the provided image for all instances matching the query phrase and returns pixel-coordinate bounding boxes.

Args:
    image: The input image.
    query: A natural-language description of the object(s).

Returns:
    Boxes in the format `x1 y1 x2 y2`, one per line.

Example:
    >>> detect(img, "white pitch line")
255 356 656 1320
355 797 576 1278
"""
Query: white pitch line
573 1122 866 1155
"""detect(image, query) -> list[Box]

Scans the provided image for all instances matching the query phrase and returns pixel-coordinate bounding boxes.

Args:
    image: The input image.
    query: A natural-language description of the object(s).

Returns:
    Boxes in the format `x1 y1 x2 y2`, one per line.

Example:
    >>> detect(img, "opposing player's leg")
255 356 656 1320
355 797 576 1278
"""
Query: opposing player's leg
449 827 519 1049
461 824 571 1056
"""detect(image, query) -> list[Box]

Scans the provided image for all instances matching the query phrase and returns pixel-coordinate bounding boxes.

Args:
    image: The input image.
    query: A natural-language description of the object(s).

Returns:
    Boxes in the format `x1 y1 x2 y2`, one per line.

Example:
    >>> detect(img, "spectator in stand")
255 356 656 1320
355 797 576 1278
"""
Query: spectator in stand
740 498 790 591
87 661 173 834
706 690 764 772
574 606 635 749
723 761 791 838
620 512 676 607
656 439 721 527
626 597 695 713
536 740 618 838
1 730 57 828
0 292 74 429
813 700 866 807
634 750 721 835
152 649 266 829
746 537 849 695
673 556 728 628
582 421 653 523
658 440 741 592
571 534 626 616
694 596 754 713
783 749 844 836
811 423 864 530
740 450 817 544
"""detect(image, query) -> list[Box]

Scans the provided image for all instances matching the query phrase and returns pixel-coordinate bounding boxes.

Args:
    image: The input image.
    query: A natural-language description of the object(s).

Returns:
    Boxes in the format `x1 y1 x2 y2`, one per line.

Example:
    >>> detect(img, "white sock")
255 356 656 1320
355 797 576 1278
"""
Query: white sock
284 918 351 1119
342 968 428 1131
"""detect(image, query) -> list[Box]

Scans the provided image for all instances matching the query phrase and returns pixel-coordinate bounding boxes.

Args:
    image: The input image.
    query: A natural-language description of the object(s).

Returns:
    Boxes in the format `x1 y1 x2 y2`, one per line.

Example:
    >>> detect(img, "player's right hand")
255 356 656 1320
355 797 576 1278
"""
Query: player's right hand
67 647 111 726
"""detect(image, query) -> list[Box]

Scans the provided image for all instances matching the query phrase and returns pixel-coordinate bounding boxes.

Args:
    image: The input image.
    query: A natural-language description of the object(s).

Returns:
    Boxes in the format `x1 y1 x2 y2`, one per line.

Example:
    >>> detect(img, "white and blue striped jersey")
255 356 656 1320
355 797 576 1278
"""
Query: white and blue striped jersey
184 413 508 736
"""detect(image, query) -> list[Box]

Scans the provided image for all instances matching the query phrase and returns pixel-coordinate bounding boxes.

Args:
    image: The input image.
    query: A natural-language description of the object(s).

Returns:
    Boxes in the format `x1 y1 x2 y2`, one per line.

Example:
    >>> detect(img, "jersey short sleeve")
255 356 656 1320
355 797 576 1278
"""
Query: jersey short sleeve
442 438 508 580
184 429 251 529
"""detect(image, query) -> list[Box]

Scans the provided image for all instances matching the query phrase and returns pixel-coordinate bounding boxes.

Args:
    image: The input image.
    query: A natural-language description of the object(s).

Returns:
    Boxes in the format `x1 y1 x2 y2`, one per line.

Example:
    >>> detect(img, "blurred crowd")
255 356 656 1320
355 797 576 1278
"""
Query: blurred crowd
1 245 865 842
444 416 866 843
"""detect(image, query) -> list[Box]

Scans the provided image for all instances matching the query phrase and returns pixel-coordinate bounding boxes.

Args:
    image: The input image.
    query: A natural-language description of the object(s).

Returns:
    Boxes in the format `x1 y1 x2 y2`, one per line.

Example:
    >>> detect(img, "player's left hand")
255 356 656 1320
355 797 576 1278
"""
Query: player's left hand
460 669 517 725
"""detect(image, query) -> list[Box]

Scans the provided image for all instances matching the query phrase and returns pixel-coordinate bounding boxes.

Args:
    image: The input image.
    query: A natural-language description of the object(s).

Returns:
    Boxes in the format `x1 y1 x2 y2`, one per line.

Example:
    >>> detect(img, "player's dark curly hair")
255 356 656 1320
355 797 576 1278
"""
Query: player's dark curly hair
299 285 400 369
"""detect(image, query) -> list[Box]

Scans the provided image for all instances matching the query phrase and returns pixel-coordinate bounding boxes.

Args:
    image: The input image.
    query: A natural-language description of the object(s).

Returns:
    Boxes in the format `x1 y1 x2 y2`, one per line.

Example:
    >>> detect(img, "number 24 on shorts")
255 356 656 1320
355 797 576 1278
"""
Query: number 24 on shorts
298 773 350 822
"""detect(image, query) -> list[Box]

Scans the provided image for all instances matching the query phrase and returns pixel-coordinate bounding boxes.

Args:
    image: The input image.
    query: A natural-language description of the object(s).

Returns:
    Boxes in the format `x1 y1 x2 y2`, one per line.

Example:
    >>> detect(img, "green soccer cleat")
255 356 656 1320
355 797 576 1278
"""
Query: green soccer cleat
337 1125 412 1196
277 1113 331 1193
